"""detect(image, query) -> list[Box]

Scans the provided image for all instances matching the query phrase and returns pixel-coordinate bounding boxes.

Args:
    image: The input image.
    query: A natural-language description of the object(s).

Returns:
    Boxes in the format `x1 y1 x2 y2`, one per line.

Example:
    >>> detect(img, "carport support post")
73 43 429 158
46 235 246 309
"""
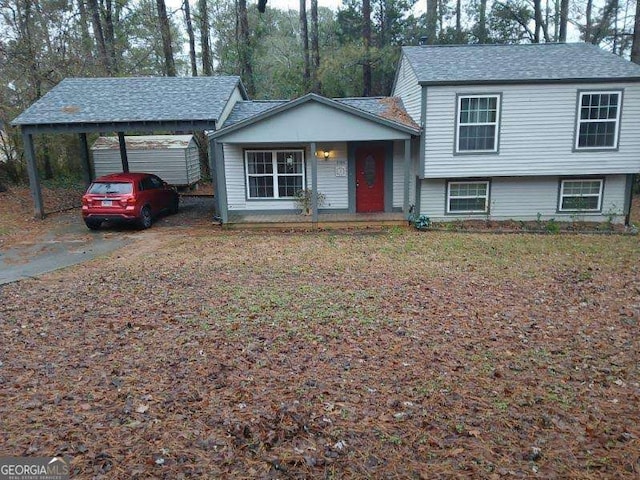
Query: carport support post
212 140 228 224
22 131 44 219
310 142 318 223
117 131 129 172
403 139 411 219
79 133 92 186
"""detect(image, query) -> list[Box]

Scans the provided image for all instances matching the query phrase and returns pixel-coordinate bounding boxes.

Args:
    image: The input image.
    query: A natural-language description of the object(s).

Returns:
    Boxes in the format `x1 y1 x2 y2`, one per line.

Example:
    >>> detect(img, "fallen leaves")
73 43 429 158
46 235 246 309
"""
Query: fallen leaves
1 204 640 477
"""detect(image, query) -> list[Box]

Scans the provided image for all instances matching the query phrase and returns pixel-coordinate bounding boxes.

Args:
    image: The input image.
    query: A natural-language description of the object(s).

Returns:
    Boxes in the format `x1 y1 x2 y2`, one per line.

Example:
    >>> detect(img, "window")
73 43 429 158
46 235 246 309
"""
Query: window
447 181 490 213
456 95 500 153
575 91 621 149
245 150 305 199
559 179 603 211
88 182 133 194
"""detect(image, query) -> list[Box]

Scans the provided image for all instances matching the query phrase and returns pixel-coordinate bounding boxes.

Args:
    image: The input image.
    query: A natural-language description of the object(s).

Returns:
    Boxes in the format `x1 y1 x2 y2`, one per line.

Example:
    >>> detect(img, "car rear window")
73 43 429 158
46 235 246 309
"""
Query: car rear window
88 182 133 194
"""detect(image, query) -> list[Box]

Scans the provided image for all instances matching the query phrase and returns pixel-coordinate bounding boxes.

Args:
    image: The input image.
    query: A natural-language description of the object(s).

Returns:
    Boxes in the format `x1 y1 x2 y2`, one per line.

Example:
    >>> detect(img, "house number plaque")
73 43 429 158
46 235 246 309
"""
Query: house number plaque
335 160 347 177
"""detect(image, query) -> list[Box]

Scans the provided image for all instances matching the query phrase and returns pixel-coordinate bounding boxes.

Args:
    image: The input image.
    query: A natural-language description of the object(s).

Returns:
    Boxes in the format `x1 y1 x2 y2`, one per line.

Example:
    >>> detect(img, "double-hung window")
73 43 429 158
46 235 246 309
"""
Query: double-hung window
456 95 500 153
575 91 621 149
447 181 490 214
559 179 603 211
245 150 305 199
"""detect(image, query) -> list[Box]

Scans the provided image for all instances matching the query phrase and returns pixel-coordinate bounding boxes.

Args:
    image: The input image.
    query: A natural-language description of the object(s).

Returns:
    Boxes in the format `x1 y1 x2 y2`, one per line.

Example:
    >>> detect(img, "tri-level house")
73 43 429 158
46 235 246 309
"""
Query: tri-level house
392 43 640 224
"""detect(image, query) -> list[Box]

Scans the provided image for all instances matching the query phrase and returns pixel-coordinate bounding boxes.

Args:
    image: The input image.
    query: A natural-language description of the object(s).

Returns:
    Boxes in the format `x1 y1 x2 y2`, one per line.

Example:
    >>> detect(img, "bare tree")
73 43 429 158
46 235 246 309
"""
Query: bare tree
87 0 111 74
300 0 310 90
156 0 176 76
237 0 254 95
200 0 212 75
478 0 487 43
362 0 372 95
310 0 320 92
183 0 197 76
559 0 569 42
632 0 640 64
455 0 463 42
426 0 437 43
534 0 542 42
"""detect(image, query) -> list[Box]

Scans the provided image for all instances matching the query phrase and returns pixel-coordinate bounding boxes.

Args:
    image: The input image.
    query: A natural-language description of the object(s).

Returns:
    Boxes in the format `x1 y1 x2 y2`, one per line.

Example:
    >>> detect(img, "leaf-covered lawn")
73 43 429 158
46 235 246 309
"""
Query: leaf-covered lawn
1 229 639 478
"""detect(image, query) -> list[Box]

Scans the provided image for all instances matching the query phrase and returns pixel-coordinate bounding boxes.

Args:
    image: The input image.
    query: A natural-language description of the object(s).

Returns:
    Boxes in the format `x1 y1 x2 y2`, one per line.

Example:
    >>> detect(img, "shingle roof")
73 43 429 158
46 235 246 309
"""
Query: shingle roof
335 97 419 129
402 43 640 85
12 76 244 126
221 96 419 132
223 100 287 127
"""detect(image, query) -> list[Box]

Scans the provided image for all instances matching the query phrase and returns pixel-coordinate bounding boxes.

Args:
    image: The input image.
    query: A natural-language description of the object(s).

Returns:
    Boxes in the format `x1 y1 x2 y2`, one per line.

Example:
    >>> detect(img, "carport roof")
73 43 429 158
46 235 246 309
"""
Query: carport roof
12 76 246 132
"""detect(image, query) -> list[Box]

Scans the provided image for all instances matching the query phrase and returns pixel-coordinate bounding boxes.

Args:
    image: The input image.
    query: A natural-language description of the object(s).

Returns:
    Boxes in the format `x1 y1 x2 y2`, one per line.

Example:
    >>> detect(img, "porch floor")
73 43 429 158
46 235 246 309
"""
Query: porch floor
226 212 408 229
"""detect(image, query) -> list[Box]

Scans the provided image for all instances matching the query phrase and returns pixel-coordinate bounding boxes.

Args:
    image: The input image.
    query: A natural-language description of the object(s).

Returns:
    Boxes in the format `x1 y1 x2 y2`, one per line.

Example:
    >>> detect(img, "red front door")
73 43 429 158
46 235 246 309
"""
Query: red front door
356 146 385 212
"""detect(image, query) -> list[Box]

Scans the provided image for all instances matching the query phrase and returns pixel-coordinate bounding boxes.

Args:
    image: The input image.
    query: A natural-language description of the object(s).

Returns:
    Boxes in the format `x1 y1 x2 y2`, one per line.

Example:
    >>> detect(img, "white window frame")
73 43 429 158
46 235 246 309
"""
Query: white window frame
575 91 622 150
559 179 604 212
447 180 490 214
456 94 500 153
245 149 305 200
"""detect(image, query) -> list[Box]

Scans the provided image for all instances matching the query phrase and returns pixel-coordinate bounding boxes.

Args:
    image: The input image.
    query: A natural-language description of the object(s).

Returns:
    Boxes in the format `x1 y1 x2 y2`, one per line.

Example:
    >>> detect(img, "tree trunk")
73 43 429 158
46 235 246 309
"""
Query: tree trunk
426 0 437 44
632 0 640 64
585 0 593 43
200 0 212 75
300 0 310 91
534 0 542 42
362 0 372 96
238 0 254 95
478 0 487 43
310 0 320 92
104 0 118 74
183 0 197 76
559 0 569 42
77 0 94 61
156 0 176 76
455 0 462 42
87 0 111 74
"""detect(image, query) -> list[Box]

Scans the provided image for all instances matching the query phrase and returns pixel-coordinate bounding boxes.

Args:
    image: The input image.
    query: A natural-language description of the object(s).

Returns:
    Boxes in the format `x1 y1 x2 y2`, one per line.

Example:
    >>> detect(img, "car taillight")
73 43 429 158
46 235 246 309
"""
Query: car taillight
82 196 90 206
120 196 136 206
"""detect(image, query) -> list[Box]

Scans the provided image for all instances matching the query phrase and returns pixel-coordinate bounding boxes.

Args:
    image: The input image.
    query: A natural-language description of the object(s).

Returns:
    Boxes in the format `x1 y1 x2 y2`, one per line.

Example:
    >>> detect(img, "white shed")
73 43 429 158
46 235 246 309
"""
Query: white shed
91 135 201 186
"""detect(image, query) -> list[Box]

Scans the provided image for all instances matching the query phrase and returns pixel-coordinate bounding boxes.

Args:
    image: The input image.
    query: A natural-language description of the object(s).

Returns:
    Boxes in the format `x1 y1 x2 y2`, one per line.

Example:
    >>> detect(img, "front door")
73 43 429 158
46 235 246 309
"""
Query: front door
355 146 385 212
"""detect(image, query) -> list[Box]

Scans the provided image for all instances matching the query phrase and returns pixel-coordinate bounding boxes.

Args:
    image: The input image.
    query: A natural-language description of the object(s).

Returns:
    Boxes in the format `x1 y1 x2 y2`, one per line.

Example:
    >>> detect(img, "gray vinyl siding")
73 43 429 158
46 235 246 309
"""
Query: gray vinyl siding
423 82 640 178
224 143 349 211
392 140 417 209
392 57 422 124
218 87 245 128
419 175 628 223
92 138 201 186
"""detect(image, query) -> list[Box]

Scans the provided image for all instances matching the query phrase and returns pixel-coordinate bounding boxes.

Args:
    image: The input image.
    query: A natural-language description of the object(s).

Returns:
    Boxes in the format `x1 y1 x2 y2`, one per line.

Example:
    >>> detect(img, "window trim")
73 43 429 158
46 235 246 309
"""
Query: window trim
558 178 604 213
244 149 306 200
454 93 502 154
446 179 491 214
574 90 623 151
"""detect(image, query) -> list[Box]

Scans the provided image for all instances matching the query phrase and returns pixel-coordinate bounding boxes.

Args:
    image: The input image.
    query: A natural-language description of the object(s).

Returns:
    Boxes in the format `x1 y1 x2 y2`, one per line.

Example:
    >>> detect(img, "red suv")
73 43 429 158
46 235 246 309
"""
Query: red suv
81 172 179 230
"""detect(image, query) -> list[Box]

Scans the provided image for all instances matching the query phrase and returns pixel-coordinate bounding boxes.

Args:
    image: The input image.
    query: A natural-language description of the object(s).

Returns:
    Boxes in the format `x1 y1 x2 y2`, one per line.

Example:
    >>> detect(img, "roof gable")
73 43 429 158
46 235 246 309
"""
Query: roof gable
403 43 640 85
213 93 419 142
12 76 246 126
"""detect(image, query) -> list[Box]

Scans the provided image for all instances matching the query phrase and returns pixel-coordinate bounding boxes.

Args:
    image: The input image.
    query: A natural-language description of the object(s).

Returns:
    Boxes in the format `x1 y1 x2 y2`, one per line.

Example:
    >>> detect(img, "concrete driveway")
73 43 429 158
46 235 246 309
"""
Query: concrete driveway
0 196 214 285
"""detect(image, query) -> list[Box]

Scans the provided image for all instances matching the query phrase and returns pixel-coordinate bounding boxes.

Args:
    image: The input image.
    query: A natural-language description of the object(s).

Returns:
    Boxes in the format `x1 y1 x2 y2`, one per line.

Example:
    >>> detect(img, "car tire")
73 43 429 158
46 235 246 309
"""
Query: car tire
85 219 102 231
138 206 152 229
170 195 179 214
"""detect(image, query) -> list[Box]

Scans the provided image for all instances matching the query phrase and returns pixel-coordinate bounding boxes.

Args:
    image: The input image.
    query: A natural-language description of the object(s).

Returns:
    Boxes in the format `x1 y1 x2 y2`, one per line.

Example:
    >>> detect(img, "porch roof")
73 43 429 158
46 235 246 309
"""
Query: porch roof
212 93 420 143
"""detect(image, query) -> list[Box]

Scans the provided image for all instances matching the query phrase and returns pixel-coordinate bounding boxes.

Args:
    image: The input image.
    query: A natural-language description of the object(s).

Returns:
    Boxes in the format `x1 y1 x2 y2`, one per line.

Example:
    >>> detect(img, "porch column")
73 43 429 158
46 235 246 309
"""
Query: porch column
117 131 129 172
22 131 44 219
213 140 228 224
403 139 411 218
310 142 318 222
79 133 92 186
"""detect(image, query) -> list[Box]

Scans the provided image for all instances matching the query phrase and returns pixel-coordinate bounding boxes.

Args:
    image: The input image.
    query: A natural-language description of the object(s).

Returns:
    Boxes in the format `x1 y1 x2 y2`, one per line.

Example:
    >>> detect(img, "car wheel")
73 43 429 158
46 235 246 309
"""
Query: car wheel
138 206 152 229
85 219 102 230
170 195 179 214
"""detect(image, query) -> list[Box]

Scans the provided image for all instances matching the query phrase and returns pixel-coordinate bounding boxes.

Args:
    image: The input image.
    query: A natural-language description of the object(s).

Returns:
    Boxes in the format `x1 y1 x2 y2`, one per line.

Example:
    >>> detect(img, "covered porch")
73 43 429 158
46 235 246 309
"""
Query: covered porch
210 94 421 225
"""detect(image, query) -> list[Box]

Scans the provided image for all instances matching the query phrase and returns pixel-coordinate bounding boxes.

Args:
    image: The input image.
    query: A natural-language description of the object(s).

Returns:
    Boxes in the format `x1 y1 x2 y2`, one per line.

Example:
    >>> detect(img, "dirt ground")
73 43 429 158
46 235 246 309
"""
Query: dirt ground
0 184 639 478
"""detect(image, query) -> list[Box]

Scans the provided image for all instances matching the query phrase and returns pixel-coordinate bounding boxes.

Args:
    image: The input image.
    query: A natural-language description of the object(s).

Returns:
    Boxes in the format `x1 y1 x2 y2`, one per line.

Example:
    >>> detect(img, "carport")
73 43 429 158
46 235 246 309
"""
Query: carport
11 76 247 218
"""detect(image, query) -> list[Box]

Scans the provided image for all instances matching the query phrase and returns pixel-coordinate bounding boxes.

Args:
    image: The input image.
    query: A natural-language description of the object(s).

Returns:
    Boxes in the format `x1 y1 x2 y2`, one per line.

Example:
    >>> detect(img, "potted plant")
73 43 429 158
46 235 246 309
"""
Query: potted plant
294 188 326 215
